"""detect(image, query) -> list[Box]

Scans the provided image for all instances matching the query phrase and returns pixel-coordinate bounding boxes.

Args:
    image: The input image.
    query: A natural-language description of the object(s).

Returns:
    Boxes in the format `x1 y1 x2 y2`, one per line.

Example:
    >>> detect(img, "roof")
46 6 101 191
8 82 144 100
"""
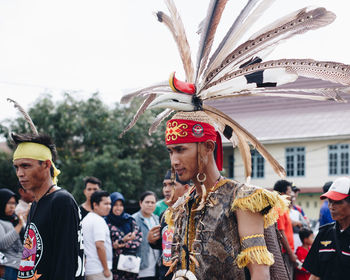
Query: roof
207 77 350 144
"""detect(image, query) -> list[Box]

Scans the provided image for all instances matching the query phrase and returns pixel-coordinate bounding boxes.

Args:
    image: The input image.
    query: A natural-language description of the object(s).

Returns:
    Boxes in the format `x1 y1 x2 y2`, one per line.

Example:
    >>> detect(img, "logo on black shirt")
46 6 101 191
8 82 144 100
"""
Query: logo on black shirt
18 223 43 279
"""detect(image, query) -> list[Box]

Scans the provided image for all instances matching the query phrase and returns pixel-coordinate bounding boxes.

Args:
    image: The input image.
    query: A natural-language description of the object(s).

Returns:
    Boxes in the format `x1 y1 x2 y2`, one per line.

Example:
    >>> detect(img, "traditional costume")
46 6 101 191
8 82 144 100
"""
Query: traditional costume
119 0 350 279
163 111 289 279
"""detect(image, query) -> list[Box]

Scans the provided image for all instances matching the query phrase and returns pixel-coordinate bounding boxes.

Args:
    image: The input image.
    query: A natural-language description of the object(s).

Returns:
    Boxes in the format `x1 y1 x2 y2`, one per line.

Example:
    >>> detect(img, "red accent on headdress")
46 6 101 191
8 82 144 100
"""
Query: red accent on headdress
169 72 196 94
166 119 223 171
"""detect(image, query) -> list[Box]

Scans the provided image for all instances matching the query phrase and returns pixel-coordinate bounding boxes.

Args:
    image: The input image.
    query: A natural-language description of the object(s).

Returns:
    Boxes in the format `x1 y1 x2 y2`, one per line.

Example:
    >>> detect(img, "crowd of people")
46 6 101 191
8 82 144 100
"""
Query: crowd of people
0 126 349 280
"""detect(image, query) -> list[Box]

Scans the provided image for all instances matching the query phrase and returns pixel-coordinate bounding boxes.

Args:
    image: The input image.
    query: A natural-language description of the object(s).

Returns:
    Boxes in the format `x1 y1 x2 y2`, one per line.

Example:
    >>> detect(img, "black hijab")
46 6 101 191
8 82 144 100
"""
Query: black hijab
0 188 19 226
105 192 133 234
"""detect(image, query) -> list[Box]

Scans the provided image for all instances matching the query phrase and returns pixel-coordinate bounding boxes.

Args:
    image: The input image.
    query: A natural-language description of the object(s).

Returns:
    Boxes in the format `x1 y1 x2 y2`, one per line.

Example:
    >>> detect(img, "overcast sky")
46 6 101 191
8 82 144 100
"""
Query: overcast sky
0 0 349 122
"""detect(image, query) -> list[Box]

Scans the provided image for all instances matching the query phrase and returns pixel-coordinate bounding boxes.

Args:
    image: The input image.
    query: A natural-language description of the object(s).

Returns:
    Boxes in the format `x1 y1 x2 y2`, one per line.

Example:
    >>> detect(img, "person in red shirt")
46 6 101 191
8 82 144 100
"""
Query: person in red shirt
295 228 314 280
274 180 296 279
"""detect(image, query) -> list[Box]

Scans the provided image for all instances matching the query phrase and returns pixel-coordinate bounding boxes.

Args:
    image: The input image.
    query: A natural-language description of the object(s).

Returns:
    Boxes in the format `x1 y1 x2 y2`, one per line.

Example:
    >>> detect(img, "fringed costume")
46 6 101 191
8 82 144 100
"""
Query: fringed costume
166 178 289 279
119 0 350 279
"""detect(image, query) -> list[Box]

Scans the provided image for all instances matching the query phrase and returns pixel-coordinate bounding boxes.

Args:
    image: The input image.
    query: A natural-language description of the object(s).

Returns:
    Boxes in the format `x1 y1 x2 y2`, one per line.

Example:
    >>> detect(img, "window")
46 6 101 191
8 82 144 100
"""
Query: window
251 150 264 178
328 144 349 175
228 154 234 178
285 147 305 177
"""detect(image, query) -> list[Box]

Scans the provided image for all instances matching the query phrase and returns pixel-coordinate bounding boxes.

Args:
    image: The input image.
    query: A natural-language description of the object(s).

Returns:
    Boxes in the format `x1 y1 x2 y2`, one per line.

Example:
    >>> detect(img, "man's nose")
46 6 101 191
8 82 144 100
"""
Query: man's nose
16 168 24 177
170 154 180 165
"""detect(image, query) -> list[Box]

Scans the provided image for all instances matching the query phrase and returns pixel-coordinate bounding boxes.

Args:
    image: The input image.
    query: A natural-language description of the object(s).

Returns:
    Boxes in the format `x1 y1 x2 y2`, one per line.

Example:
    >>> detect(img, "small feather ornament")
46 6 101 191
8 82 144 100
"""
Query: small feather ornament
120 0 350 179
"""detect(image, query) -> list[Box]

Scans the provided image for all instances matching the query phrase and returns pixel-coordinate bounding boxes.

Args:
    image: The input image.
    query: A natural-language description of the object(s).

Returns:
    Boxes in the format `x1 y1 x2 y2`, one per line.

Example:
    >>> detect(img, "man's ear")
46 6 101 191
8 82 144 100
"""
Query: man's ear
204 140 216 153
43 160 52 170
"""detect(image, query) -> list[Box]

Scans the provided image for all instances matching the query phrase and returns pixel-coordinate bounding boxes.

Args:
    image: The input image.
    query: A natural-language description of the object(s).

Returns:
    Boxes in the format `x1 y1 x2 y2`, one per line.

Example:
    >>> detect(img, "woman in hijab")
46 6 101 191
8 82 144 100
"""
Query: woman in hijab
0 188 24 280
106 192 142 280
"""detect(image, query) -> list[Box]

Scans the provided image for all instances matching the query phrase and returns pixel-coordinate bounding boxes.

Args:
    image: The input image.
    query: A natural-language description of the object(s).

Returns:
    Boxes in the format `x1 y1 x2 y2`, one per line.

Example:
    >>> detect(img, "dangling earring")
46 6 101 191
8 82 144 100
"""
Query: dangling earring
193 143 207 212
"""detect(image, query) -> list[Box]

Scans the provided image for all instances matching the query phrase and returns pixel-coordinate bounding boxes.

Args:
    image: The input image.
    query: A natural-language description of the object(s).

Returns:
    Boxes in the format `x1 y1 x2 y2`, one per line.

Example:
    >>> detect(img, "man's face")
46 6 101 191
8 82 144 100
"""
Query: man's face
167 143 198 182
166 180 189 206
328 198 350 222
84 182 100 201
162 179 173 201
284 186 293 202
13 158 48 191
93 196 111 217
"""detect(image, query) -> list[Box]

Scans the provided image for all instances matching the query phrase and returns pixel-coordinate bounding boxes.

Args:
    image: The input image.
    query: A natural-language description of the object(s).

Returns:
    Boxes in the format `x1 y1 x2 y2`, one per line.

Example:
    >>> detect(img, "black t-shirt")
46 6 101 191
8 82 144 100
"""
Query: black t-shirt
79 205 90 220
303 222 350 279
17 189 85 280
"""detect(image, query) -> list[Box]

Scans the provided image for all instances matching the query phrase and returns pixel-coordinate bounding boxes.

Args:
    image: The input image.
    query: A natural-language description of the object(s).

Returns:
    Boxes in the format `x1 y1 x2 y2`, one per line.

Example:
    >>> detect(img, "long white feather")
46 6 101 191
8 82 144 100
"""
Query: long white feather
201 7 336 89
200 68 298 98
148 108 174 135
202 59 350 98
121 81 168 104
204 0 275 83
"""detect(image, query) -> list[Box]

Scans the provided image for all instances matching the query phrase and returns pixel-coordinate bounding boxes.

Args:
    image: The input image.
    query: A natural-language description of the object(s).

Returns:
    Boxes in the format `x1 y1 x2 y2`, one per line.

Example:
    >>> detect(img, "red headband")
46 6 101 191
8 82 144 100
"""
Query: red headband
165 119 223 171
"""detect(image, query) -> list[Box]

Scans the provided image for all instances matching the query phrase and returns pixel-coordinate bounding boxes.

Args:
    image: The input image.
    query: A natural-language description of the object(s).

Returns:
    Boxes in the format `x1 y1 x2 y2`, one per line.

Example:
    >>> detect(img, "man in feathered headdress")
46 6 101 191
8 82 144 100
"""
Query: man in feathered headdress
163 111 289 280
12 133 85 280
119 0 350 279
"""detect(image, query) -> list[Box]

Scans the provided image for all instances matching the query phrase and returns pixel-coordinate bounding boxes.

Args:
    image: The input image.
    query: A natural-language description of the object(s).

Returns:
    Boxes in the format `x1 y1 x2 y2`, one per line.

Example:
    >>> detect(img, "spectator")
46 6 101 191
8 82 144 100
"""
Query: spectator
295 228 314 280
274 179 296 278
292 186 310 226
290 190 309 250
13 133 84 280
82 190 113 280
303 177 350 279
106 192 142 280
133 192 160 280
15 187 34 226
318 181 334 227
147 170 191 280
0 189 24 280
80 176 102 219
153 173 173 217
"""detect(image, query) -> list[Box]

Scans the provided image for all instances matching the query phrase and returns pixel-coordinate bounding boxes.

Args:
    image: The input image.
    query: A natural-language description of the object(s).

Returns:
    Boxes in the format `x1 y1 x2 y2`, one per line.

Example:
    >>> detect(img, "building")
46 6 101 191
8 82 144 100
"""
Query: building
209 77 350 220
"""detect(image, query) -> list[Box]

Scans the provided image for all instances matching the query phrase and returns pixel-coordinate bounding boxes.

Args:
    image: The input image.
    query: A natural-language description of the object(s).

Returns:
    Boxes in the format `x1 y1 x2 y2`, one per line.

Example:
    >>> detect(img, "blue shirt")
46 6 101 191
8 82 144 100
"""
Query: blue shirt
319 200 334 227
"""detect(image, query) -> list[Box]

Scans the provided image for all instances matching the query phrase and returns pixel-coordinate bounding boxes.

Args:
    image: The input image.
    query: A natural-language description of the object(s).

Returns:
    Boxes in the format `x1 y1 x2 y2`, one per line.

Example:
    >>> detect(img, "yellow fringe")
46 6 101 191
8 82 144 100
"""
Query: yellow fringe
164 209 174 228
236 246 275 268
231 188 289 228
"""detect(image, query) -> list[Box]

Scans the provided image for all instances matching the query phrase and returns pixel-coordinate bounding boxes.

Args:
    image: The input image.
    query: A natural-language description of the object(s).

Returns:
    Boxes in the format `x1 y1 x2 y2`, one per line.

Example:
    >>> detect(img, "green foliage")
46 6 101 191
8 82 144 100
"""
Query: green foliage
0 93 170 203
0 151 19 192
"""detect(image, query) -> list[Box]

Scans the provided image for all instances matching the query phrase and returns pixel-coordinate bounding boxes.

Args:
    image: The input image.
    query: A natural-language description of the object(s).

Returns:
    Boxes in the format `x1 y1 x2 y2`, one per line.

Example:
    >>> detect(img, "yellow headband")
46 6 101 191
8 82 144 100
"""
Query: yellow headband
13 142 61 184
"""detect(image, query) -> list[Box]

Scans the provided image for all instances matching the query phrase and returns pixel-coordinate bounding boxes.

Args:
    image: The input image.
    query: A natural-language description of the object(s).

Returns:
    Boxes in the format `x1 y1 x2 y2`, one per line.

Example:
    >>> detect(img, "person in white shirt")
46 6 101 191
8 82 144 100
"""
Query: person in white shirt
82 190 113 280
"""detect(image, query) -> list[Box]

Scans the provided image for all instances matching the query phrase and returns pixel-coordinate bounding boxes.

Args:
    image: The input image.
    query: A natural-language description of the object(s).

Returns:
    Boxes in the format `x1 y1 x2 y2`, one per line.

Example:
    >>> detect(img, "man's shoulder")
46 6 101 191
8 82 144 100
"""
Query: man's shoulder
50 189 78 211
83 212 105 227
318 222 336 232
50 188 76 203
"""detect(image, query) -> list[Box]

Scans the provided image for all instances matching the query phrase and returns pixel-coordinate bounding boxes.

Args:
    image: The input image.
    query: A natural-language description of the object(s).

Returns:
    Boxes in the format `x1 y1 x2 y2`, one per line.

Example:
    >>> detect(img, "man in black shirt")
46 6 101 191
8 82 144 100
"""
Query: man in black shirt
79 176 101 219
12 133 84 280
303 177 350 280
147 170 190 280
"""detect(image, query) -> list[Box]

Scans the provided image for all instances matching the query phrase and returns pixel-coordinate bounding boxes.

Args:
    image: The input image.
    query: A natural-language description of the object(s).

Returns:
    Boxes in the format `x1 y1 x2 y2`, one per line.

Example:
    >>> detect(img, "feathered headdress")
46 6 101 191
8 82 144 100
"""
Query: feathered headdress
120 0 350 179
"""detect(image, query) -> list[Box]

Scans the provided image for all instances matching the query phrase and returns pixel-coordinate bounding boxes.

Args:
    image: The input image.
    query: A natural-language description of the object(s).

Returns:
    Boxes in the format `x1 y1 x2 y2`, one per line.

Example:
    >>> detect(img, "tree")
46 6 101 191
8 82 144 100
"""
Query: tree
0 93 170 203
